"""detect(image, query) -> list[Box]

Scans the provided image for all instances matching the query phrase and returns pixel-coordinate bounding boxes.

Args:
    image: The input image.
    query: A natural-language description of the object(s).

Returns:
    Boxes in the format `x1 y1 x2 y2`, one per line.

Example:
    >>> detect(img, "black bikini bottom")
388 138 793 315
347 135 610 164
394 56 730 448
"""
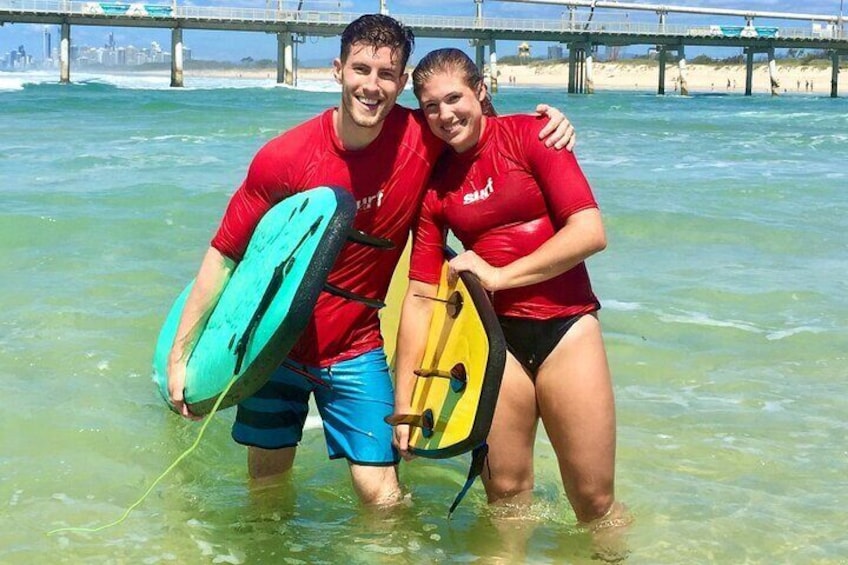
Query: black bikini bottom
498 313 590 377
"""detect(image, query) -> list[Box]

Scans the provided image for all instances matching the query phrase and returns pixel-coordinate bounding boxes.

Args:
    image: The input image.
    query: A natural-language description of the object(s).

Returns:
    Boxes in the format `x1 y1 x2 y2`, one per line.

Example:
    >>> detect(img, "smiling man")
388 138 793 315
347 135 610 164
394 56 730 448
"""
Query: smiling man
166 14 575 508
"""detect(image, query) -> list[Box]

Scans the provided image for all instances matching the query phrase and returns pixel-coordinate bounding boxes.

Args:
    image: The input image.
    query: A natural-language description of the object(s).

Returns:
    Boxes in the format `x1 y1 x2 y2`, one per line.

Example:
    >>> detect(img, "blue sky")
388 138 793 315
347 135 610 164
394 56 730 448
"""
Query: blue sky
2 0 845 63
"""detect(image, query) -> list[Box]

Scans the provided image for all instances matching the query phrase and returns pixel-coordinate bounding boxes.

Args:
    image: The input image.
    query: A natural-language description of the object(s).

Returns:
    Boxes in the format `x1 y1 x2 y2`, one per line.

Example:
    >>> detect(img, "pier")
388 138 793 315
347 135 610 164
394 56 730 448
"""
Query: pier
1 0 846 96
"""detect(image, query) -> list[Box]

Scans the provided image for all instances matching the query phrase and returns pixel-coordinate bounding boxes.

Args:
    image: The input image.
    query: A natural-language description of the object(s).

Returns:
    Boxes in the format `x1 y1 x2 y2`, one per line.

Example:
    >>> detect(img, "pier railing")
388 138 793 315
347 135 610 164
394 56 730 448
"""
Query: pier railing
0 0 839 41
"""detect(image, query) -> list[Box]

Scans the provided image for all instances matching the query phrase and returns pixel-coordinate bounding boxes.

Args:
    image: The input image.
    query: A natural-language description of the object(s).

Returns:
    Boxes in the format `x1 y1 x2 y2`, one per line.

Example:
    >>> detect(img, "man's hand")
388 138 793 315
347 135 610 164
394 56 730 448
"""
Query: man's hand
392 422 415 461
535 103 576 151
167 361 201 421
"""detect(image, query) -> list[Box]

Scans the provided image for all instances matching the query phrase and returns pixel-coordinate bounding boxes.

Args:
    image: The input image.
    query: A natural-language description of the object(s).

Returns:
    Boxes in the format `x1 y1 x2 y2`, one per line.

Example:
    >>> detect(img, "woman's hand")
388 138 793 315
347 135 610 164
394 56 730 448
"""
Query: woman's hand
448 250 502 291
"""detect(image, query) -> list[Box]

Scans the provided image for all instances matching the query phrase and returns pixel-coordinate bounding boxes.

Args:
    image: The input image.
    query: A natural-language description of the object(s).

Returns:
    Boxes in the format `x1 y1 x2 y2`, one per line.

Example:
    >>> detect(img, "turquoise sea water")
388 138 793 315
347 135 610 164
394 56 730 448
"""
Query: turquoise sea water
2 70 847 564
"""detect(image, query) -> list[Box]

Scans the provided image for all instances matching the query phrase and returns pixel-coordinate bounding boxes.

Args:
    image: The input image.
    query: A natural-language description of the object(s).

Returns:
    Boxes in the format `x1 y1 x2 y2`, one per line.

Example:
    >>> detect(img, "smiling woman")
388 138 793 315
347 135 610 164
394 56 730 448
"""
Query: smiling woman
397 47 629 535
412 48 488 153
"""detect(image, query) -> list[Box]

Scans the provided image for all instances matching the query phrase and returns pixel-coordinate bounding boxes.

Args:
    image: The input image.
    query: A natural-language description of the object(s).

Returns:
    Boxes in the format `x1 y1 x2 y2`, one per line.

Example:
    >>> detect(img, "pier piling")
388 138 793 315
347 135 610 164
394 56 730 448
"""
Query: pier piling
832 50 841 98
170 27 183 88
59 22 70 84
745 48 754 96
277 32 294 85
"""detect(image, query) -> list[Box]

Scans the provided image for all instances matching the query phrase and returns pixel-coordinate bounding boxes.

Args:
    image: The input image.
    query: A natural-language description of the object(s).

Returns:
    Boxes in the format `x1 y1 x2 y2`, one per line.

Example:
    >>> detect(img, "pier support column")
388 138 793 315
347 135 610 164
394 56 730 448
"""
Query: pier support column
170 27 183 88
745 48 754 96
584 44 595 94
474 41 485 73
567 44 577 93
489 39 498 93
277 32 294 85
567 44 586 94
767 48 780 96
657 46 667 95
678 46 689 95
59 22 70 84
831 50 840 98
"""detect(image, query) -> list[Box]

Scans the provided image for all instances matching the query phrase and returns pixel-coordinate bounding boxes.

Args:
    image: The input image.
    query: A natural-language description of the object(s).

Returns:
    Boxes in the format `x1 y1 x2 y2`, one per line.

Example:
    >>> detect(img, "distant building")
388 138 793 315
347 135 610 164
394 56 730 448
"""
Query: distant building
43 29 52 62
548 45 564 60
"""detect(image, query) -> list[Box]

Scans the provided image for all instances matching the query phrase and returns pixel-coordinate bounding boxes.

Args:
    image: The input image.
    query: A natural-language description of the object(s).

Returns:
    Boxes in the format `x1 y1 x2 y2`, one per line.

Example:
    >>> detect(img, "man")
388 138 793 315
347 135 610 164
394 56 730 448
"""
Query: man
167 14 575 507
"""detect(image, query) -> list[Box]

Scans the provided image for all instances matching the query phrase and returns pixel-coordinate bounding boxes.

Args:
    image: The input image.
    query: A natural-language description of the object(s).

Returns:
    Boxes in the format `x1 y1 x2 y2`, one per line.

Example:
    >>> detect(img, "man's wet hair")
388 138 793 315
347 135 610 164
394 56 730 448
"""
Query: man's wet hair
340 14 415 70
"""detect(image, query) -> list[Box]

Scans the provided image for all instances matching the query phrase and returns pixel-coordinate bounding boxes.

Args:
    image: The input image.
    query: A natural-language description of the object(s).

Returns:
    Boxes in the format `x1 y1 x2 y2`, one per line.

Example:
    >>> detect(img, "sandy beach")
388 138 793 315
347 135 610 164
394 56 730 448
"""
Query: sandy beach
196 61 846 95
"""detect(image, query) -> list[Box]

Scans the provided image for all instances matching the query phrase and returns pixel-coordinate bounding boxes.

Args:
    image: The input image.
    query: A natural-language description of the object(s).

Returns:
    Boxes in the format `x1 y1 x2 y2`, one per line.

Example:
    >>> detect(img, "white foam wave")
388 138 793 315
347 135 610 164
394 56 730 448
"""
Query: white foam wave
603 299 642 312
0 70 341 93
0 75 25 91
765 326 825 341
659 309 829 341
0 70 57 91
659 310 762 333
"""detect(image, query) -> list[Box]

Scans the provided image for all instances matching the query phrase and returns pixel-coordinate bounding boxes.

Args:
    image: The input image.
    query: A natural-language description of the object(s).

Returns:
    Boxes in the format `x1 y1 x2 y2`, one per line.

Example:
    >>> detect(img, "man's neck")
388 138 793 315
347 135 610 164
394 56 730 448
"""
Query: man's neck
333 108 385 151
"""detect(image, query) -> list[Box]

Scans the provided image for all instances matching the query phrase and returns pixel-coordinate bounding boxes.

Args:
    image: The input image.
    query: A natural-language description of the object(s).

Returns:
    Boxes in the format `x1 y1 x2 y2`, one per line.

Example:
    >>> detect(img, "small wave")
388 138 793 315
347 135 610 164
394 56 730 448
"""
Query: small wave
765 326 825 341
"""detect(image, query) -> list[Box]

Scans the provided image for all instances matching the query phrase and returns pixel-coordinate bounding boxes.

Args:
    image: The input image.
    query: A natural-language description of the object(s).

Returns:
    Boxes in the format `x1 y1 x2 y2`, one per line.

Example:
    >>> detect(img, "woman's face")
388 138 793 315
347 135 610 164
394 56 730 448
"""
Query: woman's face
417 70 486 153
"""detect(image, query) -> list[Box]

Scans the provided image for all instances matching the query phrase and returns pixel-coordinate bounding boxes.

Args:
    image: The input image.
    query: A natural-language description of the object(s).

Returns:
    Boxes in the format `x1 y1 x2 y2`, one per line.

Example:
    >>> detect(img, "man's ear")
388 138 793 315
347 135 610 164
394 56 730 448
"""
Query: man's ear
398 72 409 92
332 58 343 84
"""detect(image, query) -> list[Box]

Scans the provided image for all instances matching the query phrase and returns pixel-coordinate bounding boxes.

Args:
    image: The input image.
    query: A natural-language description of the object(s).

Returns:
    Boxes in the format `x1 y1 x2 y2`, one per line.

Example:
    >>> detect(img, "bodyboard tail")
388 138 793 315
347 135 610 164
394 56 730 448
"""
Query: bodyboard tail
152 186 356 415
381 244 506 459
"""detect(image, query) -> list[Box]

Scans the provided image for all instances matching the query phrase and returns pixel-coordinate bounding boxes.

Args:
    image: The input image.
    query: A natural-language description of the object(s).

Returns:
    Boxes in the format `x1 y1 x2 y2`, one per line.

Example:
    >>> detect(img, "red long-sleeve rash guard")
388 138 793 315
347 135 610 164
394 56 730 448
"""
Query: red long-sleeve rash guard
409 114 601 320
212 106 443 367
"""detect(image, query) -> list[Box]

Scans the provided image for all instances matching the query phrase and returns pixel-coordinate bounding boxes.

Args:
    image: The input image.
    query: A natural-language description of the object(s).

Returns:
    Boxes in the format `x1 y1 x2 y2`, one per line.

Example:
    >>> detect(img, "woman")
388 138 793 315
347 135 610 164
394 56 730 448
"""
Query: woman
392 48 627 531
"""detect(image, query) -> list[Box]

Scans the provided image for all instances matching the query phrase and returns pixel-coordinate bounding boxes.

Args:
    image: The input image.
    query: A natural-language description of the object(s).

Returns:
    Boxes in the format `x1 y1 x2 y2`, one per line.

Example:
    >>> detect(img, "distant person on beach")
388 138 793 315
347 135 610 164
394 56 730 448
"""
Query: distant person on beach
166 14 575 508
392 47 629 532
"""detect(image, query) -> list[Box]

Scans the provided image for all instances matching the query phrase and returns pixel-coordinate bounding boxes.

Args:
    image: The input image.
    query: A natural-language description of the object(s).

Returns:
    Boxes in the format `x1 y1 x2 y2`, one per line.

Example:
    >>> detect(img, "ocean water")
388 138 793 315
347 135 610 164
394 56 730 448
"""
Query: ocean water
1 70 847 564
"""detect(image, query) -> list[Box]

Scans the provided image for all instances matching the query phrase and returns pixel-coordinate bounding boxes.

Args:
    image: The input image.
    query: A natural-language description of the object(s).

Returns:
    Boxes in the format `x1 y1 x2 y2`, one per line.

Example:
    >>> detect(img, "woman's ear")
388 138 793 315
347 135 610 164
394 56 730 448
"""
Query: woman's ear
477 82 488 102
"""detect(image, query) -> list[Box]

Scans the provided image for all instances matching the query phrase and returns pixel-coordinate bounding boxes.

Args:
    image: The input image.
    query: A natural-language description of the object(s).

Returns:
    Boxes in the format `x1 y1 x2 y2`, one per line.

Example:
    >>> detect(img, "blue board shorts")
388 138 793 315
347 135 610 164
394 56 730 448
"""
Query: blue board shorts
232 348 400 466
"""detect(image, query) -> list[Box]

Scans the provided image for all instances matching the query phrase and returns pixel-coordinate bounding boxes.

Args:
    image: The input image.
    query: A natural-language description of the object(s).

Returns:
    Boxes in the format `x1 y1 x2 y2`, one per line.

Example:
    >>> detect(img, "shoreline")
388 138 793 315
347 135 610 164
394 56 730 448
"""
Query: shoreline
145 62 847 95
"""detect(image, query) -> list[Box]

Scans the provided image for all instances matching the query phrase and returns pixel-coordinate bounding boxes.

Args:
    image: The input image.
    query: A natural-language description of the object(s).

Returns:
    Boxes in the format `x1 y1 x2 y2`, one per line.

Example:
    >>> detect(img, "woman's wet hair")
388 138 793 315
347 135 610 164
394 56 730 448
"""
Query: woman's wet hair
340 14 415 69
412 48 496 115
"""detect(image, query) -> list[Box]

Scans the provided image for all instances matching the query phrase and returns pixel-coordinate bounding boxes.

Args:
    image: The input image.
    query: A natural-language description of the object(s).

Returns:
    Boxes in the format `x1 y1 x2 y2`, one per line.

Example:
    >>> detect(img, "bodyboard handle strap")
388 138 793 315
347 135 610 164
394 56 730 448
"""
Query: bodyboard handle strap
384 412 432 429
448 443 490 519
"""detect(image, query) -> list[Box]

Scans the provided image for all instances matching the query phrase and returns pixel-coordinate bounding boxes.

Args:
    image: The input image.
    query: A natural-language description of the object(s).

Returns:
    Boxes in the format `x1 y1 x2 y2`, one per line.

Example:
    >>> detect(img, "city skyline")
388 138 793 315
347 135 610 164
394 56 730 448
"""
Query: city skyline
1 28 194 70
2 0 845 69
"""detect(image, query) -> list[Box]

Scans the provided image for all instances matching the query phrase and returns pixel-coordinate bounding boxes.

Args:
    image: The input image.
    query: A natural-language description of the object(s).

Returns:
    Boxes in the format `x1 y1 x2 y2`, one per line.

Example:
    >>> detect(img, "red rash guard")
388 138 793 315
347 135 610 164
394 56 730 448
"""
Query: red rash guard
409 114 600 320
212 106 443 366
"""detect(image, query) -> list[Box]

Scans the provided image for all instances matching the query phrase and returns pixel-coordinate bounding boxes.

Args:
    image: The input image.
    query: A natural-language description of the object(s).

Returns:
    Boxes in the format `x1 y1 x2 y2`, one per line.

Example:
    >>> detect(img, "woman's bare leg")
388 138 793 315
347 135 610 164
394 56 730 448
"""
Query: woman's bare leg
535 314 619 524
482 353 539 506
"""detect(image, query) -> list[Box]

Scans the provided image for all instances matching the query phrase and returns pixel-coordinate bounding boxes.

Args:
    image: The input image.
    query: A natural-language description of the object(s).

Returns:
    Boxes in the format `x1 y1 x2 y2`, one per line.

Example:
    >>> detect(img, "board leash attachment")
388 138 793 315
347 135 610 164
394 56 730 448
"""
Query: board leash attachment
448 442 490 518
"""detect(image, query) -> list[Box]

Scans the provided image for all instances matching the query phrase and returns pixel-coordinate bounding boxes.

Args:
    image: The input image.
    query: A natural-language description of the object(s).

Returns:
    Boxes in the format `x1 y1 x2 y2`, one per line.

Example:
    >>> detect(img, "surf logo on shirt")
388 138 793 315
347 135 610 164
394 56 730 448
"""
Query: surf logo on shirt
463 177 494 205
357 189 384 212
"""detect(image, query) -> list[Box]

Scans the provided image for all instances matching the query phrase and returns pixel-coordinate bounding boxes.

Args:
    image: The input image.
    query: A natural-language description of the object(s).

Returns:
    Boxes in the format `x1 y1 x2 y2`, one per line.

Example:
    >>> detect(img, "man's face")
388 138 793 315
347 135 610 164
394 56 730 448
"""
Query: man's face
333 42 408 131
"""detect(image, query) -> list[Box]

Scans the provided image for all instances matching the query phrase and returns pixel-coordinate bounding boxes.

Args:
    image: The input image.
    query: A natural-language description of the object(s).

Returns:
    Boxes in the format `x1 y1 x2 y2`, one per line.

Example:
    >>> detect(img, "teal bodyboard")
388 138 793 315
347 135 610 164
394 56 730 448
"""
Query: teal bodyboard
152 186 356 415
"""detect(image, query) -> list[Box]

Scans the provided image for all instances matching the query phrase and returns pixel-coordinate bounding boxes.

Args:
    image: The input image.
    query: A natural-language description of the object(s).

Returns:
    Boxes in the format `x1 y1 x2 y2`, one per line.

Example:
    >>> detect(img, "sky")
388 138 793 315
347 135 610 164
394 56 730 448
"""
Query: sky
1 0 845 64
